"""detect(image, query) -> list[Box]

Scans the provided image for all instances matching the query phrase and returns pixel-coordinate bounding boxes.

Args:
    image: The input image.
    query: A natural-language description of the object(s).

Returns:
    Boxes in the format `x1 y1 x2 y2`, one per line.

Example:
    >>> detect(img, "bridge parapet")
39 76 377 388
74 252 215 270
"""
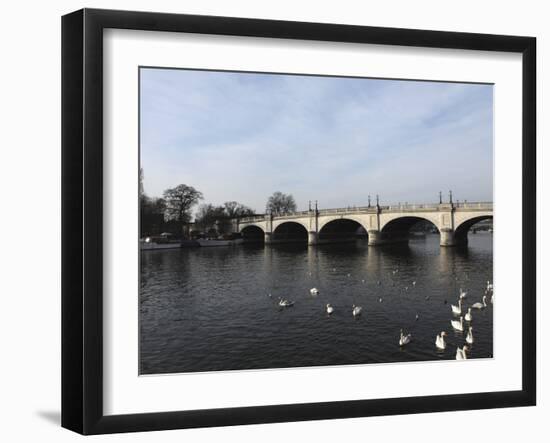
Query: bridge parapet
454 202 493 210
237 202 492 222
239 215 266 223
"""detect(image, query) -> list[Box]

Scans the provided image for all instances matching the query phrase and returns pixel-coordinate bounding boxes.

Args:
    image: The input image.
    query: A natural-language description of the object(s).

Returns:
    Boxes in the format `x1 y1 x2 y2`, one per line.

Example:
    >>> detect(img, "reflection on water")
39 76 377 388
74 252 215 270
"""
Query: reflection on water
140 233 493 374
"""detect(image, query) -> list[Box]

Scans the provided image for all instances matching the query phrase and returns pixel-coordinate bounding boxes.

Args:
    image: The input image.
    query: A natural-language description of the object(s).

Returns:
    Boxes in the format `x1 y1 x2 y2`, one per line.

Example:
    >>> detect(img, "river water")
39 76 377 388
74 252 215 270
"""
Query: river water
140 233 493 374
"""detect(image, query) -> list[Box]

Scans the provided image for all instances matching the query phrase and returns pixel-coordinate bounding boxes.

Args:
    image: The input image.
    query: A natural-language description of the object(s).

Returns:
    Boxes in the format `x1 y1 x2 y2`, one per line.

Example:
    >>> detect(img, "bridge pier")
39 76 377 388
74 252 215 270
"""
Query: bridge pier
368 230 409 246
367 230 384 246
440 228 456 247
308 231 318 246
264 232 272 245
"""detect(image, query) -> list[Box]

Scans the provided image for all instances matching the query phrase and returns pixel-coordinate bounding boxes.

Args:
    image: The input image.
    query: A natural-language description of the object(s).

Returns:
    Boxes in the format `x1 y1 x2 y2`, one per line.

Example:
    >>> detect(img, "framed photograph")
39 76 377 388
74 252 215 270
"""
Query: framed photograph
62 8 536 434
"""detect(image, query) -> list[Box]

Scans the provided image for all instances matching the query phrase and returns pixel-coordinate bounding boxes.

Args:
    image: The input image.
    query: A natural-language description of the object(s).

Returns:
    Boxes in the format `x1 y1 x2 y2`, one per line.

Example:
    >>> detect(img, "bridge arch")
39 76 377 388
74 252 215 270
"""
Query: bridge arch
317 215 369 233
240 224 265 243
380 215 440 234
318 218 368 243
454 214 493 243
271 219 309 233
272 221 308 243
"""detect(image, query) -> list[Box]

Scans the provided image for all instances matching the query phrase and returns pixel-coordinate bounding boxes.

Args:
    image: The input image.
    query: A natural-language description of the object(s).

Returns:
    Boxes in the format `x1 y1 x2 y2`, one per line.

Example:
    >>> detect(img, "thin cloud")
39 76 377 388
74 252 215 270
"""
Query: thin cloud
140 68 493 213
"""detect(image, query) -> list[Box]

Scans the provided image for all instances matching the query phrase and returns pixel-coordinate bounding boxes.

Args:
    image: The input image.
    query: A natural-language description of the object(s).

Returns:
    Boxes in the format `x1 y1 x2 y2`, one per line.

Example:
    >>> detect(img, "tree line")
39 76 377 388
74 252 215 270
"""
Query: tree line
140 169 297 238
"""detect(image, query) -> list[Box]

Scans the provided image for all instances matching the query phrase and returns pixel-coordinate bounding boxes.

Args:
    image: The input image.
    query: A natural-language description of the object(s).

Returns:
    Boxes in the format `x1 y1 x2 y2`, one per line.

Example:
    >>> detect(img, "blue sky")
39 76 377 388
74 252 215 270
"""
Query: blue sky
140 68 493 213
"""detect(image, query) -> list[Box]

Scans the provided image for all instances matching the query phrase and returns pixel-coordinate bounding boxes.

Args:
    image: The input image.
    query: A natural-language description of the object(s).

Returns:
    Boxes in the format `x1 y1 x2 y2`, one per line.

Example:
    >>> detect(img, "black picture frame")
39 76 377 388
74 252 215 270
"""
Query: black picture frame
62 8 536 435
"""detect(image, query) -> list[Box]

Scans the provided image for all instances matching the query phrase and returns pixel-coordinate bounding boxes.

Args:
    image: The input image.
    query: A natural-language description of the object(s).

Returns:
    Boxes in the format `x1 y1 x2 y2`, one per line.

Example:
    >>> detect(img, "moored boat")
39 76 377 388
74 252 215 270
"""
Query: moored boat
140 232 198 250
197 238 244 247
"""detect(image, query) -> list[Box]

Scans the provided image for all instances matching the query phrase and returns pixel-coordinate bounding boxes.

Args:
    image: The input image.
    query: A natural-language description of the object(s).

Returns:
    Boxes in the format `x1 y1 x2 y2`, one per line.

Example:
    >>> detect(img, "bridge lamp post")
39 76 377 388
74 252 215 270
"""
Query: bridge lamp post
439 191 442 204
368 195 371 207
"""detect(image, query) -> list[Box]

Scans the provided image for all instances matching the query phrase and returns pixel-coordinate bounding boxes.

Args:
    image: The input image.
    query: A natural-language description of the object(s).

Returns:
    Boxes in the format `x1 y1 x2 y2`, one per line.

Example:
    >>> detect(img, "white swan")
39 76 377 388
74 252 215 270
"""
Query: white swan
352 305 362 317
412 281 416 286
326 303 334 315
399 329 412 346
451 316 464 332
278 298 294 307
471 295 487 309
465 307 473 322
310 287 319 295
456 345 469 360
459 288 468 300
435 331 447 350
451 299 462 315
466 326 474 344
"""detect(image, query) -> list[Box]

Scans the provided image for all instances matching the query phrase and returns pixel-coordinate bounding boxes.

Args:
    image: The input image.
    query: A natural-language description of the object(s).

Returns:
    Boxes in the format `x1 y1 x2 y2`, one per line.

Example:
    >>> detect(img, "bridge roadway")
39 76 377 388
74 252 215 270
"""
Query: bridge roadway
232 202 493 247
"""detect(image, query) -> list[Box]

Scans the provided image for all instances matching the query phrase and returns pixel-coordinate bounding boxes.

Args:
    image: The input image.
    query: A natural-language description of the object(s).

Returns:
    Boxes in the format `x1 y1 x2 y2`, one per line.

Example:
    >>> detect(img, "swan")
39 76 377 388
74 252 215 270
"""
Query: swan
326 303 334 315
471 295 487 309
378 297 383 303
435 331 447 350
399 329 412 346
466 326 474 344
459 288 468 300
278 298 294 307
310 287 319 295
486 280 493 292
465 307 473 322
456 345 469 360
412 281 416 286
451 316 464 332
451 299 462 315
352 305 362 317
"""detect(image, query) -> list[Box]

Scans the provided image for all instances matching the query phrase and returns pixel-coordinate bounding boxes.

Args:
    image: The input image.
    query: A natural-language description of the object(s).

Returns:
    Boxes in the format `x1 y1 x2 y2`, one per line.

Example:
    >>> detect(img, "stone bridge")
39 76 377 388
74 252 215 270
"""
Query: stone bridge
232 201 493 247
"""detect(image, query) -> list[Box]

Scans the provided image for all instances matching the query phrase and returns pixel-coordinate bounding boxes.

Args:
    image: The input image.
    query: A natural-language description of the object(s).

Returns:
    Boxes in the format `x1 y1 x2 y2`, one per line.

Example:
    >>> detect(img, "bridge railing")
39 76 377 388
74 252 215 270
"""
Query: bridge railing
454 202 493 209
385 203 441 210
317 206 375 215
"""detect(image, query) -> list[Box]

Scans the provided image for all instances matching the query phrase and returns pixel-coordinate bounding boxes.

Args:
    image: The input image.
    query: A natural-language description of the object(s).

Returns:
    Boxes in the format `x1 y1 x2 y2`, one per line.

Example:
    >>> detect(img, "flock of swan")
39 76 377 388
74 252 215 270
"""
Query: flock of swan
274 272 493 362
446 281 494 359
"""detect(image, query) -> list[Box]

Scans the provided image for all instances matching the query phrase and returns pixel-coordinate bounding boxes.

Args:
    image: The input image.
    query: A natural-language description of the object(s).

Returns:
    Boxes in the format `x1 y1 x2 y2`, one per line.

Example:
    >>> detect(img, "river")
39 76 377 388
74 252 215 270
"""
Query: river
140 233 493 374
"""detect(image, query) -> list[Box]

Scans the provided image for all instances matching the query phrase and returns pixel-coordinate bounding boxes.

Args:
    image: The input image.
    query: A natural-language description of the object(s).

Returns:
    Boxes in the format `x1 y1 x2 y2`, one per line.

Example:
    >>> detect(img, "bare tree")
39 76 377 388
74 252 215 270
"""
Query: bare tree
163 184 203 228
195 204 226 232
266 191 297 215
195 201 254 235
223 201 255 218
140 196 166 237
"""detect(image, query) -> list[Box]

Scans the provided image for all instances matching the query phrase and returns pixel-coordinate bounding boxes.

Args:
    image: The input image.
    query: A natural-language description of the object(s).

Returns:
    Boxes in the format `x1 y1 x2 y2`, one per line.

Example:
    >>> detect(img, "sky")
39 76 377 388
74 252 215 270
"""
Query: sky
140 68 493 214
